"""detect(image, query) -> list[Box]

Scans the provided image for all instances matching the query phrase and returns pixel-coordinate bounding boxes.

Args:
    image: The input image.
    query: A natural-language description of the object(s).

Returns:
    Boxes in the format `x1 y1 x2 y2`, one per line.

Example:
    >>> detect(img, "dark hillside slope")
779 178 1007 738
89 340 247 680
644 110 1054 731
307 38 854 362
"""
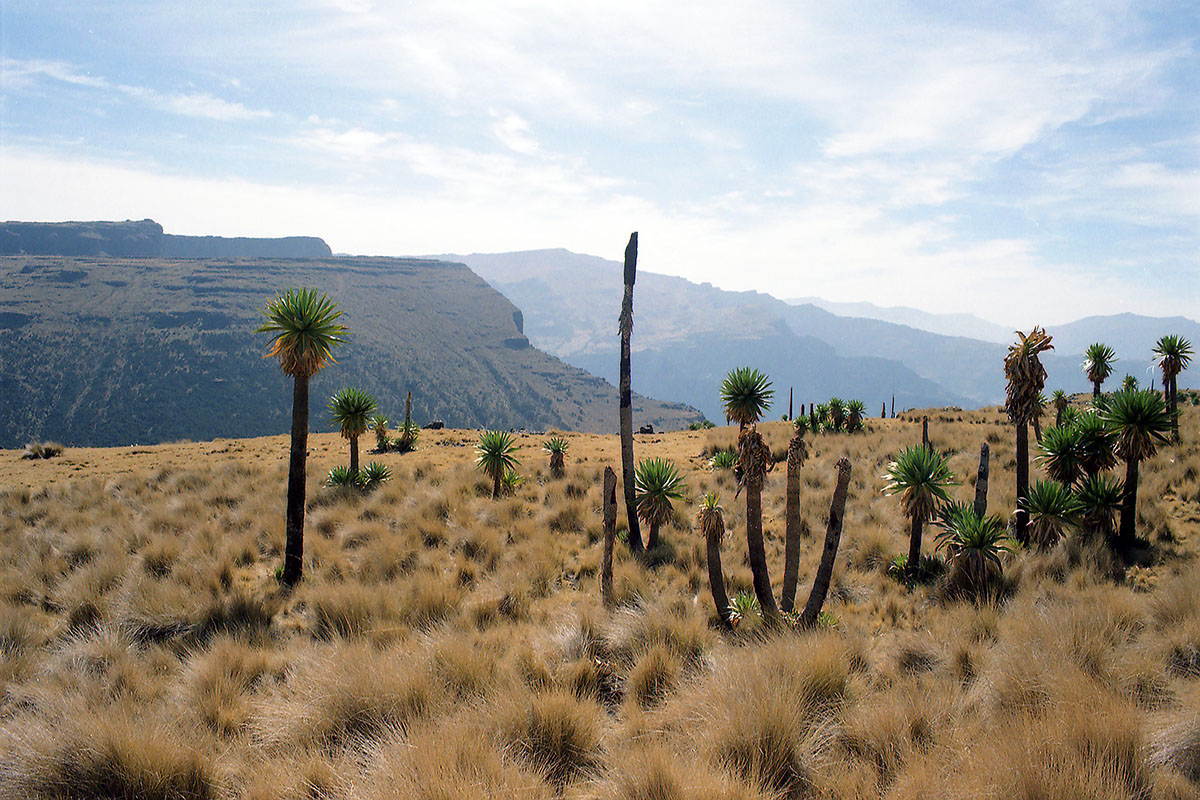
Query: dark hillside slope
0 256 699 447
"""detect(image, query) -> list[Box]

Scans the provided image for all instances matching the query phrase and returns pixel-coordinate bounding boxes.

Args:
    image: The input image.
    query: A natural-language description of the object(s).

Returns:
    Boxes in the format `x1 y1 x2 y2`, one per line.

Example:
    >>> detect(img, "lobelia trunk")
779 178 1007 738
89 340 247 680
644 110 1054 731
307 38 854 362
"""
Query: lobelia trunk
973 442 990 517
740 429 780 625
1119 457 1140 549
906 515 923 578
1014 421 1029 543
647 521 660 552
618 232 643 553
705 512 731 629
492 475 501 500
350 434 359 476
800 458 851 628
780 431 805 613
788 387 793 421
922 416 929 448
282 374 310 586
601 467 616 609
1032 413 1042 444
1170 376 1180 443
1093 380 1101 400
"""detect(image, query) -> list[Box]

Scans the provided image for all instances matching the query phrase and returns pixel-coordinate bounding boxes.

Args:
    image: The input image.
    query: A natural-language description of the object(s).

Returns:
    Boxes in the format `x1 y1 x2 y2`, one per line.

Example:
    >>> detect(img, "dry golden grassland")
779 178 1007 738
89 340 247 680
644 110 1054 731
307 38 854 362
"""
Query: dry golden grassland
2 403 1200 798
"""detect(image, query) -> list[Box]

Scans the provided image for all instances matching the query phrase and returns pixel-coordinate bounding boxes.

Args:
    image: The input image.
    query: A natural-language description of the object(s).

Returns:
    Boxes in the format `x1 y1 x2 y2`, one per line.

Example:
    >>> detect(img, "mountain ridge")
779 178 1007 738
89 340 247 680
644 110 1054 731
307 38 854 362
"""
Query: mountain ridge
0 254 701 448
437 248 1199 412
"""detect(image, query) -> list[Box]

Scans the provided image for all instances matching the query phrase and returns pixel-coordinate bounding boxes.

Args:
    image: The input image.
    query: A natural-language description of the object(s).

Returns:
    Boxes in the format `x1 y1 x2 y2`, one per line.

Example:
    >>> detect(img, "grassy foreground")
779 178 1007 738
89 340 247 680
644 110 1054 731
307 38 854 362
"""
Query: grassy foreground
3 405 1200 799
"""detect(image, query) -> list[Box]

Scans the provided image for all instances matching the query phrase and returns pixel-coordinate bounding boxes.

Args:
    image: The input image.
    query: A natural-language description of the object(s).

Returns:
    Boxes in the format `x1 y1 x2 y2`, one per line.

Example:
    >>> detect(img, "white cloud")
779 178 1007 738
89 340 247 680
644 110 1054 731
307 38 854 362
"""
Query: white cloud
1 57 273 122
490 111 539 155
156 92 273 121
2 146 1191 329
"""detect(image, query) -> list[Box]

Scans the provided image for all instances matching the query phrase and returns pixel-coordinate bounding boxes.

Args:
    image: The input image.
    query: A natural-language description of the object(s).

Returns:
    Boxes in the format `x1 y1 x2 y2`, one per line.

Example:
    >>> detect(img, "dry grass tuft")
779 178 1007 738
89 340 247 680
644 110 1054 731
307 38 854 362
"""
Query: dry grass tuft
496 689 604 788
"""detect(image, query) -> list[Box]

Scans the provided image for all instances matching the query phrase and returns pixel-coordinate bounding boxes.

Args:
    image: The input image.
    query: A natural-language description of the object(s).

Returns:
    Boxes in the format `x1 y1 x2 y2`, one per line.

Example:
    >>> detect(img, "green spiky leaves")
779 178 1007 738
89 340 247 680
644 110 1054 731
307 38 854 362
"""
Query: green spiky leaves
328 387 377 440
1153 335 1193 381
257 287 348 379
709 449 738 470
1101 387 1171 463
719 367 773 427
1082 342 1117 390
475 430 520 486
882 445 958 523
1021 480 1082 549
634 457 687 529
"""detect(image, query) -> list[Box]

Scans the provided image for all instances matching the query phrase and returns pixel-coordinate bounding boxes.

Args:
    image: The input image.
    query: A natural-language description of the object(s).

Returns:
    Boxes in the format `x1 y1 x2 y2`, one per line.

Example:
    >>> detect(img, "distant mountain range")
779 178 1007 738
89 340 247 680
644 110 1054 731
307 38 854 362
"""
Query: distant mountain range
785 296 1013 343
0 219 332 259
0 251 700 448
440 248 1200 421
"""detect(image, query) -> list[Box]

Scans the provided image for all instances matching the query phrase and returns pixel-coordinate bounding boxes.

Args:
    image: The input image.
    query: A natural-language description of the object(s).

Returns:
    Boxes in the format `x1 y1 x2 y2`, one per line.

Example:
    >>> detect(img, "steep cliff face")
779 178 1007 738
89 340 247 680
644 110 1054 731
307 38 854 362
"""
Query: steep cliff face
0 255 700 447
0 219 165 256
161 234 331 258
0 220 331 259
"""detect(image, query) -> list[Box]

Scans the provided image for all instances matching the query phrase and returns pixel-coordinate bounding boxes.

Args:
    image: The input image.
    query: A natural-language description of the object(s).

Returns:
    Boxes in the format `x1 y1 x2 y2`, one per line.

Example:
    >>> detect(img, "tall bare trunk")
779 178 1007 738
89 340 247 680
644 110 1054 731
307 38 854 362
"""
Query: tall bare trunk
740 428 780 625
350 434 359 475
788 387 793 421
1014 421 1029 543
601 467 616 609
973 442 990 518
1119 457 1139 549
780 430 806 613
922 416 929 448
1170 376 1180 443
800 458 851 628
1093 380 1101 400
1032 413 1042 444
618 232 643 552
282 373 309 586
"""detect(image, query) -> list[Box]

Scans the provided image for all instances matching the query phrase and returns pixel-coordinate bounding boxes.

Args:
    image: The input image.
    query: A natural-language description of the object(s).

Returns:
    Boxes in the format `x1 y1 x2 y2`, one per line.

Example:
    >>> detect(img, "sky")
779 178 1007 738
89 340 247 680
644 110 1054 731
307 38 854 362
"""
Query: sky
1 1 1197 327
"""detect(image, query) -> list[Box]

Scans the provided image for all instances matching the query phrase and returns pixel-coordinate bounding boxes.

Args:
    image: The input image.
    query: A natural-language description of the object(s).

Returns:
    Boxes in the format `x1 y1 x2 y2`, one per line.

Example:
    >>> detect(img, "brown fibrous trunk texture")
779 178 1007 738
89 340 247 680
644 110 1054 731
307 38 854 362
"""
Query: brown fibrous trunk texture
601 467 617 609
780 429 806 613
705 514 731 629
800 457 851 628
1015 421 1029 543
739 427 780 625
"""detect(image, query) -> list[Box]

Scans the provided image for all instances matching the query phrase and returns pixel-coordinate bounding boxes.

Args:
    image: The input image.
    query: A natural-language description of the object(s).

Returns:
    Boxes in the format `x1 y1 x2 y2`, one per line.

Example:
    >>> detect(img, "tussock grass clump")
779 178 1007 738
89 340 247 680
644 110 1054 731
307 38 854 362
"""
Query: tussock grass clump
0 707 216 800
626 644 681 709
496 689 604 788
253 641 436 750
349 721 554 800
692 633 851 799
